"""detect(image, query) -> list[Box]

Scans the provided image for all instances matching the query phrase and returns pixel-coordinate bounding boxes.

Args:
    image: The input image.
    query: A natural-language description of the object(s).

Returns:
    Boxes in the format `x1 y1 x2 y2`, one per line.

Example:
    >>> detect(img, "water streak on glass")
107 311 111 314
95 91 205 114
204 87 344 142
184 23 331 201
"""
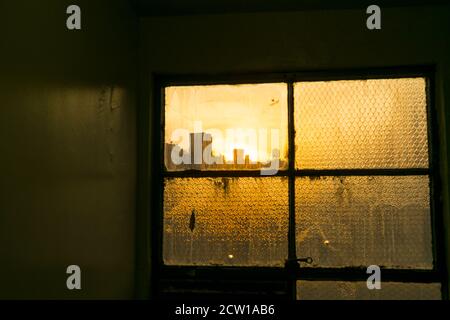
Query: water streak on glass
296 176 433 269
294 78 429 169
165 83 288 171
163 177 288 266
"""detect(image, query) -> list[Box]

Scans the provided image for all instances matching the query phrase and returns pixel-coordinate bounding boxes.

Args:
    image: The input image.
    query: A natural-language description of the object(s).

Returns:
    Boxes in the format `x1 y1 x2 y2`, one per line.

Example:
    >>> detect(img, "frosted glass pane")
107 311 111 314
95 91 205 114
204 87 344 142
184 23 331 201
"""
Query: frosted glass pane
297 281 441 300
294 78 429 169
163 177 288 266
295 176 433 269
165 84 288 171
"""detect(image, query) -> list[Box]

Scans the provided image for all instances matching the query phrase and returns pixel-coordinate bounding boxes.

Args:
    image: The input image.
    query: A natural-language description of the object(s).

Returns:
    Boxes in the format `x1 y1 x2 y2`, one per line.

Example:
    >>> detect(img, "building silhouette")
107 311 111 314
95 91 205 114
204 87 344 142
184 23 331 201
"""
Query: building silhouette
165 132 284 170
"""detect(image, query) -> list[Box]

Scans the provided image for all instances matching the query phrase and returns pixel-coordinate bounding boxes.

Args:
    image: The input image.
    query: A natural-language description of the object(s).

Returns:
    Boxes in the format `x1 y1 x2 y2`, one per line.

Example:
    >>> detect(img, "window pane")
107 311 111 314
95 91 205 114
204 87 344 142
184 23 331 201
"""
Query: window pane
165 83 288 171
295 176 433 269
297 281 441 300
163 177 288 266
294 78 429 169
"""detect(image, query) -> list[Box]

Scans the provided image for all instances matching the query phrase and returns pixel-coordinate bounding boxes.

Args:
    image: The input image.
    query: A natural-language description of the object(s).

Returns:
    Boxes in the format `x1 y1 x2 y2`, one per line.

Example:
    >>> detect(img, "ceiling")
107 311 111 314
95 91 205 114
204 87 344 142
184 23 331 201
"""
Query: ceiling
133 0 450 16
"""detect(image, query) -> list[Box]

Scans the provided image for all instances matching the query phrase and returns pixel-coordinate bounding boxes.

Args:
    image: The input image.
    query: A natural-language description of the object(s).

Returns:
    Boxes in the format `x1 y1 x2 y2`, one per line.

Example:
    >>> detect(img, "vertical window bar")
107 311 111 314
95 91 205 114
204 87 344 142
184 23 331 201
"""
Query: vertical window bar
426 76 448 299
287 81 296 299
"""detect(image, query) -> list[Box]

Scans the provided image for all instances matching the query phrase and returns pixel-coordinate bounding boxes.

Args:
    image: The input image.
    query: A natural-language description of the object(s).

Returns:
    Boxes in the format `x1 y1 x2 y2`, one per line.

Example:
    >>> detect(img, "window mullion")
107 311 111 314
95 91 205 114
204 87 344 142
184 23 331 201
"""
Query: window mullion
287 81 296 262
287 81 297 300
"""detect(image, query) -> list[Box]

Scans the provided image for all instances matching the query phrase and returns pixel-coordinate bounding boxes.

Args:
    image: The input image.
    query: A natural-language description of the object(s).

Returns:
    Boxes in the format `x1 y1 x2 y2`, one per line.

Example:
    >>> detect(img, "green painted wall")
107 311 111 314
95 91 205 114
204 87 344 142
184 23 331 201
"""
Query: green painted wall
0 0 137 299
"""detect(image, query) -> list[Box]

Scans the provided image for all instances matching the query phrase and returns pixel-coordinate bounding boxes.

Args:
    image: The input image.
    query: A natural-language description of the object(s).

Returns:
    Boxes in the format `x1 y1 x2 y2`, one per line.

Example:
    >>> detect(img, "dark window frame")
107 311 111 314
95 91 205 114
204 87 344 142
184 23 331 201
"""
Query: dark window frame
149 66 448 299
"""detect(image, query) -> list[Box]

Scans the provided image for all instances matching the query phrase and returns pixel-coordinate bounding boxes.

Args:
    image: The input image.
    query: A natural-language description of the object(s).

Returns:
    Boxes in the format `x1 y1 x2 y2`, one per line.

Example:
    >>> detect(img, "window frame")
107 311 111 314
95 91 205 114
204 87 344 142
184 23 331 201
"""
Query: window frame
149 66 447 299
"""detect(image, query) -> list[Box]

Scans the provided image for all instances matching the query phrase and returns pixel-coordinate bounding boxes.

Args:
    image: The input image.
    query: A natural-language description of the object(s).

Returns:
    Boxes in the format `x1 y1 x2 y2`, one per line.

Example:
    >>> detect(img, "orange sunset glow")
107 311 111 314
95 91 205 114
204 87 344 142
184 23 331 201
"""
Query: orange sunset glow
164 83 289 168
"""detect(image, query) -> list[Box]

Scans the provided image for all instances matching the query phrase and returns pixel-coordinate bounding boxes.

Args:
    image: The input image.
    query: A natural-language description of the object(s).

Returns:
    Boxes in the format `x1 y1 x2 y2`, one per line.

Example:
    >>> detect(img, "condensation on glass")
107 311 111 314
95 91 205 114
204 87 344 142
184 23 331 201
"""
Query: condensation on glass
163 177 288 266
164 83 288 171
294 78 429 169
295 176 433 269
297 281 441 300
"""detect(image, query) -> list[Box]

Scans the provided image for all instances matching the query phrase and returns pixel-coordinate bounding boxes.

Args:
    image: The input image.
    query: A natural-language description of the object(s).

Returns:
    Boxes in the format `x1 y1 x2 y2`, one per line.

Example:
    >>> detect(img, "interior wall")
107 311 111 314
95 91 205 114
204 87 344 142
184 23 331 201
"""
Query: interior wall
0 1 449 300
0 0 137 299
138 5 450 298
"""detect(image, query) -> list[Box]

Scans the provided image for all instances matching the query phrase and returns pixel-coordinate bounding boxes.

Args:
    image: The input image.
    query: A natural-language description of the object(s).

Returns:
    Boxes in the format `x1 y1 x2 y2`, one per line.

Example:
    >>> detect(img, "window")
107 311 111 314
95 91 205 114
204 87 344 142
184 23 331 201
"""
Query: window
155 70 444 299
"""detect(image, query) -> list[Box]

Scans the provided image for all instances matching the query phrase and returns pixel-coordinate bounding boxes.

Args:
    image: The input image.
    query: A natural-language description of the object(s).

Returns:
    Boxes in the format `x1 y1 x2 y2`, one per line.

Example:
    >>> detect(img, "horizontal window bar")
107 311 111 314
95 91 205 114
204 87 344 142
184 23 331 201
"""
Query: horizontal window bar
294 168 429 176
159 266 440 283
155 66 434 87
163 170 290 178
162 168 429 178
160 266 287 281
